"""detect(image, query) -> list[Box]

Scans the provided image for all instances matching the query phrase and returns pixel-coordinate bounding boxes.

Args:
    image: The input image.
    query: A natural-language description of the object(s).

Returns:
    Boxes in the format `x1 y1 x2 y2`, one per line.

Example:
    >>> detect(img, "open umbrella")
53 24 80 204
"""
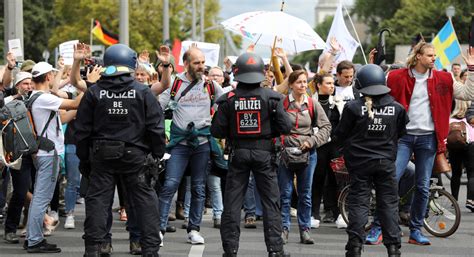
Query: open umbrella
221 11 326 53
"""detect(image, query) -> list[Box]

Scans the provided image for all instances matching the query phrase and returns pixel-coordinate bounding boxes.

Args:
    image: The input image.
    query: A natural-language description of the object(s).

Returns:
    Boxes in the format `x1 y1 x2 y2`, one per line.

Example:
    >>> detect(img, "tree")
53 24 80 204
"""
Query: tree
352 0 401 36
0 0 55 62
49 0 223 58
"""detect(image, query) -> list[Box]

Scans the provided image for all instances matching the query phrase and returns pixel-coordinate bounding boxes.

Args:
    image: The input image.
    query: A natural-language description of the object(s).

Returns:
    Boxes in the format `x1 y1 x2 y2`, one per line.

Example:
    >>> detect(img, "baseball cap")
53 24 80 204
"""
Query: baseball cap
20 60 36 72
14 72 32 86
31 62 58 78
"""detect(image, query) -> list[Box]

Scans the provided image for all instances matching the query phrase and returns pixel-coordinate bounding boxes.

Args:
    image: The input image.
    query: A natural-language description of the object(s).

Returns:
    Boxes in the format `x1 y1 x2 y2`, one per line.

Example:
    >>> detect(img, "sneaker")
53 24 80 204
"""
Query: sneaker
244 217 257 229
159 231 164 247
281 227 289 244
335 214 347 229
187 230 205 244
310 217 320 229
213 218 221 229
466 200 474 212
64 215 75 229
130 241 142 255
365 226 383 245
290 208 297 217
4 232 19 244
27 239 61 253
119 208 128 221
76 198 85 204
20 228 27 238
408 229 431 245
49 211 59 223
322 211 335 223
182 217 189 229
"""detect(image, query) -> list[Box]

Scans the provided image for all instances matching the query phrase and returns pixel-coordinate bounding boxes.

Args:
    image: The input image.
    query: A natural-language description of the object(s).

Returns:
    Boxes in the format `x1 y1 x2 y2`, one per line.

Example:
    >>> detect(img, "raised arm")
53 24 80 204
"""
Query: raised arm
454 47 474 100
151 45 172 96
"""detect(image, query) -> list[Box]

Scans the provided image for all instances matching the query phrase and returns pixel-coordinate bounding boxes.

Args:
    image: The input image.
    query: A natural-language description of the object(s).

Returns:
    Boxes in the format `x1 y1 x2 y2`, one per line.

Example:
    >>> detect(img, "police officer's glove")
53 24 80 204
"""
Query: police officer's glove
79 161 92 178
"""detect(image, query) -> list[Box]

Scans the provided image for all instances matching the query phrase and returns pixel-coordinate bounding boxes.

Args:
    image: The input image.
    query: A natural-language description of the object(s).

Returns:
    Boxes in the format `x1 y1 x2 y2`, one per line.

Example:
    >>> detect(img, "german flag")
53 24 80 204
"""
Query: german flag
92 20 119 46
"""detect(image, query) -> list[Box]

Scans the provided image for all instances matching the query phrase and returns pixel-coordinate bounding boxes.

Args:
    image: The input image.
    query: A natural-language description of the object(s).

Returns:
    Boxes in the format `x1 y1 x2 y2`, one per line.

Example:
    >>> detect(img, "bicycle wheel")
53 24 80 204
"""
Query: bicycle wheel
338 185 375 229
423 188 461 237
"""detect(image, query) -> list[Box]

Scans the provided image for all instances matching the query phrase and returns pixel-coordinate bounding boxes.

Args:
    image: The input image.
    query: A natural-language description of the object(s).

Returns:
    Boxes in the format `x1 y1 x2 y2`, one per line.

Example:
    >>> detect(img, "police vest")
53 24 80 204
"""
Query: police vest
227 87 273 140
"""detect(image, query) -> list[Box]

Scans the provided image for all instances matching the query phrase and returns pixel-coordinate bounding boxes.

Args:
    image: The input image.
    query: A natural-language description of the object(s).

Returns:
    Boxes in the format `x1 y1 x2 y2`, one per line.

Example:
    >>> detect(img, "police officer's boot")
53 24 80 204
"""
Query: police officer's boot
268 251 290 257
345 246 362 257
222 253 237 257
386 244 401 257
83 244 101 257
142 250 160 257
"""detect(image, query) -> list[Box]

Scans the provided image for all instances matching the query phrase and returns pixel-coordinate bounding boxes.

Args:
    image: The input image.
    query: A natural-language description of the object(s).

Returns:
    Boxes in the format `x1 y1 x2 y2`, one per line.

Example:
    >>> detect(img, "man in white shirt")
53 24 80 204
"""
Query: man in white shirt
25 62 83 253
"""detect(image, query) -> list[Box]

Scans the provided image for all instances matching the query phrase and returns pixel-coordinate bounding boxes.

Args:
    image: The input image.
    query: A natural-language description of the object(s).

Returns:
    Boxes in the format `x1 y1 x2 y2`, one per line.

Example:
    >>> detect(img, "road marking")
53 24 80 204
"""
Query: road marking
188 245 205 257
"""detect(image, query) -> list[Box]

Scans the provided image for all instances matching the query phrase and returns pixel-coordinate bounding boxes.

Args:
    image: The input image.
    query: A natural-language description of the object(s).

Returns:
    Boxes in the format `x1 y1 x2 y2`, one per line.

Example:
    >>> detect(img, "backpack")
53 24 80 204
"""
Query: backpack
447 121 467 150
0 92 55 168
164 78 216 119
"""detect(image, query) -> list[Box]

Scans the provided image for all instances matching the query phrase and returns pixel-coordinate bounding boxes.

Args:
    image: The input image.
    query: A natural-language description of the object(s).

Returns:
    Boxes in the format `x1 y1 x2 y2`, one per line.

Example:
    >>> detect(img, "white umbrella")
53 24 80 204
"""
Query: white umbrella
221 11 326 53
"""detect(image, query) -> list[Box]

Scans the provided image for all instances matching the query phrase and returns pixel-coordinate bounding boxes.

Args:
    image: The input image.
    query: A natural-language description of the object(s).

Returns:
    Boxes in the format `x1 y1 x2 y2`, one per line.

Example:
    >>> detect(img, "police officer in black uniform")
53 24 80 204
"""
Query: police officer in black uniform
75 44 166 257
211 53 292 257
333 64 408 257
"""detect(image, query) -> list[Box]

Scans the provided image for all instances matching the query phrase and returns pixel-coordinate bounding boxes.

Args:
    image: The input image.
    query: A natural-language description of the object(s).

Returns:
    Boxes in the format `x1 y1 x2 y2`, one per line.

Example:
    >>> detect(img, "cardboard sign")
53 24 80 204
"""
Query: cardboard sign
59 40 79 65
178 41 220 67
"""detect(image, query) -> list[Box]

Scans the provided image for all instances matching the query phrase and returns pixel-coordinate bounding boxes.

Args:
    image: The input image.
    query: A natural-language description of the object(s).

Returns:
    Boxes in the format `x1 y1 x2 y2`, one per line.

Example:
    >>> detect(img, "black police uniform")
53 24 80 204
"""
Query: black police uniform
333 64 408 257
210 53 292 257
75 44 166 257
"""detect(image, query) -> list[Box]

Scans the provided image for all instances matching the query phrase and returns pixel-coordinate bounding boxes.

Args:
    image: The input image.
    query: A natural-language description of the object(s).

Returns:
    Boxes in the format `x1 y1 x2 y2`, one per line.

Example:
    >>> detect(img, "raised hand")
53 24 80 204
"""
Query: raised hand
329 37 341 53
139 50 150 63
155 45 171 64
57 56 65 70
246 44 255 53
86 64 102 83
6 52 16 69
368 48 377 64
74 43 91 61
463 46 474 66
274 47 287 59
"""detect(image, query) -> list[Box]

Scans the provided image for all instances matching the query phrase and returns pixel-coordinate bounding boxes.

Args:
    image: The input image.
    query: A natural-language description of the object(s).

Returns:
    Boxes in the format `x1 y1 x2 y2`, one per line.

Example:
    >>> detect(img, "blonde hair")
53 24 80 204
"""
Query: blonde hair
365 96 374 120
406 42 434 68
451 99 471 119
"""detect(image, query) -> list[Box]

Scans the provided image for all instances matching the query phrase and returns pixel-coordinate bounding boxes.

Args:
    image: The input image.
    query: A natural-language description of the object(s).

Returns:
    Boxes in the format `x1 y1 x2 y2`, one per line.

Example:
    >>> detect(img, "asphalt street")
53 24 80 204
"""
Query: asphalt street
1 178 473 257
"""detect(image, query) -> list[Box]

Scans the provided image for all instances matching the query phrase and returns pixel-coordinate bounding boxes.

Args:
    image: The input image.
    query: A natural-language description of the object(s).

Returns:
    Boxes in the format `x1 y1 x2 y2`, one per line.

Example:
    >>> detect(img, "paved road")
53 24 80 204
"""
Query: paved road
1 183 474 257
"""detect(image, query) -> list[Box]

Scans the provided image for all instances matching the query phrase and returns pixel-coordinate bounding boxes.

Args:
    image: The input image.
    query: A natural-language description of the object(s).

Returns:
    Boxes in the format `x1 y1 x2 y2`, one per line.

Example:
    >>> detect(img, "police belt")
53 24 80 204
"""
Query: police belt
232 138 273 151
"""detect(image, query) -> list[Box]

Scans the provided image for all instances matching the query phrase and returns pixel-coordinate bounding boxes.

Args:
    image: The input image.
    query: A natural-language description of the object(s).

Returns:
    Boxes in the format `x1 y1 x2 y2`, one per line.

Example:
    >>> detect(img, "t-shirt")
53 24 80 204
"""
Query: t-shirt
30 91 64 156
406 69 435 134
335 85 356 103
159 73 223 144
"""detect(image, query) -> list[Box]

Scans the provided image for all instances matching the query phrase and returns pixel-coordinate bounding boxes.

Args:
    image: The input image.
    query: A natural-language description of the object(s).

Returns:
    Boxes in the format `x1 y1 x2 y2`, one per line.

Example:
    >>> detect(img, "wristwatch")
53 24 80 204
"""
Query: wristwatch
162 63 171 68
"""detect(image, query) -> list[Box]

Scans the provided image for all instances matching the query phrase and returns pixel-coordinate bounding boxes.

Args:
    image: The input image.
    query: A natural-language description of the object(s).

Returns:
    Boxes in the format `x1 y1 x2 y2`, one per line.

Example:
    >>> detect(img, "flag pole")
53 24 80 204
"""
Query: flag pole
343 4 367 64
90 18 94 46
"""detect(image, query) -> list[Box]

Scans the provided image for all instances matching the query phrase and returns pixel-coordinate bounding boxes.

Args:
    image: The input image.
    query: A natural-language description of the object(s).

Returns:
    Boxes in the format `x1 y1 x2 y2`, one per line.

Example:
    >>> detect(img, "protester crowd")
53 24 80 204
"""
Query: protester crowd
0 36 473 257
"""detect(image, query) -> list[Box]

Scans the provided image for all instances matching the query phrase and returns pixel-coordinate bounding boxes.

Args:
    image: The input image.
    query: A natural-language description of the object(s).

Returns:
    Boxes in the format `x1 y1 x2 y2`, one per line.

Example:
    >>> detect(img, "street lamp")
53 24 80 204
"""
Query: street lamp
446 5 455 20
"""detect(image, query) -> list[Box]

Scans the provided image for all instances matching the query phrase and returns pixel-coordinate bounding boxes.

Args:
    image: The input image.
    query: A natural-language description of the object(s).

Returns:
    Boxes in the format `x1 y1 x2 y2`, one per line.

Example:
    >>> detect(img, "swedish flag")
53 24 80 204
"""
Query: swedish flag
432 20 461 70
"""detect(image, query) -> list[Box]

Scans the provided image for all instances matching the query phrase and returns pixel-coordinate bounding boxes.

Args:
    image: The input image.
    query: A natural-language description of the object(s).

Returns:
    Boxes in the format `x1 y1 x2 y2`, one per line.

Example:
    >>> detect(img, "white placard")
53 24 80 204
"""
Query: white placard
179 41 220 67
8 39 23 58
59 40 79 65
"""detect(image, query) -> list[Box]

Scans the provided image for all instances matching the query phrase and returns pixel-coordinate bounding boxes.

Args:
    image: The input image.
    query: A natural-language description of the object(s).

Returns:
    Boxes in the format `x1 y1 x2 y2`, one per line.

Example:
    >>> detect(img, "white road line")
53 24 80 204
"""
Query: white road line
188 244 205 257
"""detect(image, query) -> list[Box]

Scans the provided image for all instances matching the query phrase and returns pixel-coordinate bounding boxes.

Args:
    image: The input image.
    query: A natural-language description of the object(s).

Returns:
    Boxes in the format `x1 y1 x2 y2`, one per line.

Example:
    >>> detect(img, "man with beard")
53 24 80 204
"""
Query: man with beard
158 47 224 245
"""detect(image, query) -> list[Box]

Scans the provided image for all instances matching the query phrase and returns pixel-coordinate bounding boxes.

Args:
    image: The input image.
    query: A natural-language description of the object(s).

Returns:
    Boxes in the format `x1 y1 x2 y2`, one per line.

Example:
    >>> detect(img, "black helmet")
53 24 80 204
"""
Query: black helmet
102 44 137 77
354 64 391 96
234 53 265 84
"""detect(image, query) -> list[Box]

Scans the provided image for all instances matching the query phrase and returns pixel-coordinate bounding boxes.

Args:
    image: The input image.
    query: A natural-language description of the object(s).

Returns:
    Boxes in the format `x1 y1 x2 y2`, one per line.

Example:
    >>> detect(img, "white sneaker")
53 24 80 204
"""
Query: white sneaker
187 230 205 244
335 214 347 229
311 217 320 229
159 231 164 247
64 215 75 229
49 211 59 222
290 208 297 217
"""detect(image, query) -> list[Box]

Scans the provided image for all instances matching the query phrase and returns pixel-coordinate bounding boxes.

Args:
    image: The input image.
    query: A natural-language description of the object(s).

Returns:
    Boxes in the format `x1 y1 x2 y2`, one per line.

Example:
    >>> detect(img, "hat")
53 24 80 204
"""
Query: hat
14 72 32 86
31 62 58 78
20 60 36 72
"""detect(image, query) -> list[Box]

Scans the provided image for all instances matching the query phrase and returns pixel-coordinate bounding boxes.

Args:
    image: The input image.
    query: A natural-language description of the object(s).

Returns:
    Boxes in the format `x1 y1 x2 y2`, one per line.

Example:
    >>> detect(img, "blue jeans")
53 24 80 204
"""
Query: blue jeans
159 143 210 232
183 176 191 218
207 174 223 219
65 145 81 214
243 172 263 217
278 150 317 230
395 134 437 231
27 155 60 247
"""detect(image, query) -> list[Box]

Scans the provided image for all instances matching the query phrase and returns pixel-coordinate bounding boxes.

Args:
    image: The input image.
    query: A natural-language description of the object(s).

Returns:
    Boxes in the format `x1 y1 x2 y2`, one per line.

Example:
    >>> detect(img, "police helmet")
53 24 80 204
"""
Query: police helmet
101 44 137 77
354 64 391 96
233 53 265 84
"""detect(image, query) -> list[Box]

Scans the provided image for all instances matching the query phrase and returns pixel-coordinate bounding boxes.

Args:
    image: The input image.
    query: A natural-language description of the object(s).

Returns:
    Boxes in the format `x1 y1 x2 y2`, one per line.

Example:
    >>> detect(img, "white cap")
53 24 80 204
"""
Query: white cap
14 72 33 86
31 62 58 78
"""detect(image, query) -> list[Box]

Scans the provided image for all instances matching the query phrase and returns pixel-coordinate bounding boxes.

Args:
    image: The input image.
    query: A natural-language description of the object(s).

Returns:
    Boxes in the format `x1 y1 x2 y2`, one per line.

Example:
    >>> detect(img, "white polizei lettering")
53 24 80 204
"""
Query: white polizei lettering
235 100 261 110
99 90 136 99
361 106 395 116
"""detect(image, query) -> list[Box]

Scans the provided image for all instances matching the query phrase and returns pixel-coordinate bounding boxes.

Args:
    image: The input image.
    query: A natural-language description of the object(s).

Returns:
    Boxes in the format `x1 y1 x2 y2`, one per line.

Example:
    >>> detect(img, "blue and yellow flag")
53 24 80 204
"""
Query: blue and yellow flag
432 20 461 70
